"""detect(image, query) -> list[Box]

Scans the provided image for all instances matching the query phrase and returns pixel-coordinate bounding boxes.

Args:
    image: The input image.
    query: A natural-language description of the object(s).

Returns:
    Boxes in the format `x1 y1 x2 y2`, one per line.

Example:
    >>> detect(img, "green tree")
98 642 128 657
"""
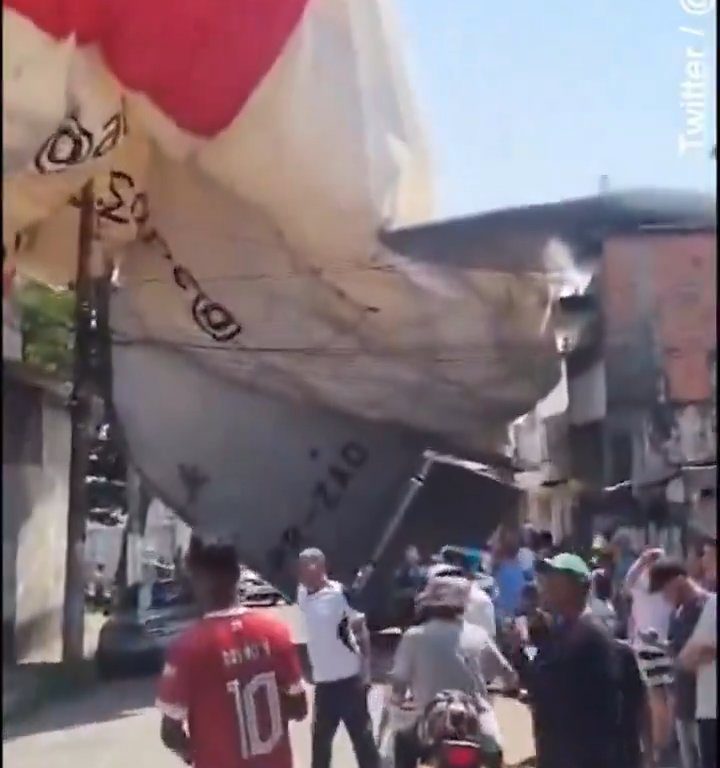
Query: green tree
15 279 127 525
15 280 75 379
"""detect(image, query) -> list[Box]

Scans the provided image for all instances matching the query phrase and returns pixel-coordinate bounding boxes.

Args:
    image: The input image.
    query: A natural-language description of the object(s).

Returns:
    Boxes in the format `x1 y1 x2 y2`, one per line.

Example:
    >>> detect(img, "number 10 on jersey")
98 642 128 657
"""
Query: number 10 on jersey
227 672 284 758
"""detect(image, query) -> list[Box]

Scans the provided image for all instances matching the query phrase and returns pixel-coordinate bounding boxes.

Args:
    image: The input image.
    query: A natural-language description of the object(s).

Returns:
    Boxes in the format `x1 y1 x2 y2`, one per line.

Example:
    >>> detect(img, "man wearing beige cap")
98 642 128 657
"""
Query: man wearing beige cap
388 570 517 768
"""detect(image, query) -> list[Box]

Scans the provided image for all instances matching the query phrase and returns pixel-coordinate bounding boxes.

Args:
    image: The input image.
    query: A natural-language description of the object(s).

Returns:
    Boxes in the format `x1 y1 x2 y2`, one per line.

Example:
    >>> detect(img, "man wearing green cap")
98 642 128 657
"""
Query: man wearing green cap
509 552 650 768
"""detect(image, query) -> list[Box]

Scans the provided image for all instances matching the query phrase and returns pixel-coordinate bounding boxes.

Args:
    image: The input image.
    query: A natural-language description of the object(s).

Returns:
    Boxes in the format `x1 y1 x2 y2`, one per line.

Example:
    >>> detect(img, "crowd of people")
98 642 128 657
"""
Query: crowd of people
390 525 556 640
391 527 717 768
153 528 716 768
625 541 717 768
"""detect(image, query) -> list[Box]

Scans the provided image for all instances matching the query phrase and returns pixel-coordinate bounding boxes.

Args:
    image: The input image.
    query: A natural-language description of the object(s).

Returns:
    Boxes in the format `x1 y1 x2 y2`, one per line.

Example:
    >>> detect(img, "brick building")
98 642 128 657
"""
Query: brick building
514 226 716 549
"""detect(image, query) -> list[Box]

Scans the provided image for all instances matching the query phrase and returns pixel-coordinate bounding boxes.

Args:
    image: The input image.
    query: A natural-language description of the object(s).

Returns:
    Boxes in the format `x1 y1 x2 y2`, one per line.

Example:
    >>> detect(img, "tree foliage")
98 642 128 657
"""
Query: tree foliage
15 280 75 379
14 279 128 524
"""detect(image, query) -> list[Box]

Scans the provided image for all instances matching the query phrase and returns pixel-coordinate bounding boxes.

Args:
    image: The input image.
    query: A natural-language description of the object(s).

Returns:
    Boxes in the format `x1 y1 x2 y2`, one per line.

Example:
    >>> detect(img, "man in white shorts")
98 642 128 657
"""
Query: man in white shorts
624 547 674 760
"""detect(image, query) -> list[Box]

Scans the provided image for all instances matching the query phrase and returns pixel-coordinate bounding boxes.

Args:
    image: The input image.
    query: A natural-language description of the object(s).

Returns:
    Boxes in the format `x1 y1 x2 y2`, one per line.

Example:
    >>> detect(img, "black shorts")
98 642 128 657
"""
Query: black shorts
698 718 716 768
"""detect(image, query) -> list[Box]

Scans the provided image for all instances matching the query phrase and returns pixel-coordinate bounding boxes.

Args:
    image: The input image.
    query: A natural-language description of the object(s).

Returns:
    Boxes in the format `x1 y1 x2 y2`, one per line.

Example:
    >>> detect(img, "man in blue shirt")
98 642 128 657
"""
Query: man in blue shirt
491 529 530 623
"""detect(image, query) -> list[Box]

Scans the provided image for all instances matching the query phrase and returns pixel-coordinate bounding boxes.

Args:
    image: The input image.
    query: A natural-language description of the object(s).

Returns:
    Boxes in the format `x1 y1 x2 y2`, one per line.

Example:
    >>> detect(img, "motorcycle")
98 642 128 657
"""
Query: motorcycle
377 695 417 767
378 692 504 768
427 738 489 768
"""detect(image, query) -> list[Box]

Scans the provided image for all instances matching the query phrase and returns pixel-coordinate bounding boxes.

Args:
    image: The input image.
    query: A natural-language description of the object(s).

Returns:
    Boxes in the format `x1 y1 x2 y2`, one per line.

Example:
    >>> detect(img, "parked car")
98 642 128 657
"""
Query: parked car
96 572 285 679
96 596 198 679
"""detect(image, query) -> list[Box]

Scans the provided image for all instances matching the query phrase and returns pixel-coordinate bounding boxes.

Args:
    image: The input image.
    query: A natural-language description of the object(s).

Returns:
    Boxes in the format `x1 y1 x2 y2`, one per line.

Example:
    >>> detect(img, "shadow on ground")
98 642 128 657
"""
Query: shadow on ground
3 674 156 742
3 634 398 742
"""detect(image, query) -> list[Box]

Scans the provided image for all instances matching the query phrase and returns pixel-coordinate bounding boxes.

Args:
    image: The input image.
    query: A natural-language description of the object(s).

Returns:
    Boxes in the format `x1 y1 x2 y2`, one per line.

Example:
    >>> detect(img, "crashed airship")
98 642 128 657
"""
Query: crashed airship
3 0 714 593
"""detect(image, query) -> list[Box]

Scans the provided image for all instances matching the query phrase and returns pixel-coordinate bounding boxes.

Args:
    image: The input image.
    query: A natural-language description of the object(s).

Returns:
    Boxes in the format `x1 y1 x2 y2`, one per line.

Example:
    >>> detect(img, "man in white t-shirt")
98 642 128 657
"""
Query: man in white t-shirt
296 548 379 768
680 591 717 768
624 547 675 760
465 578 497 638
625 548 674 643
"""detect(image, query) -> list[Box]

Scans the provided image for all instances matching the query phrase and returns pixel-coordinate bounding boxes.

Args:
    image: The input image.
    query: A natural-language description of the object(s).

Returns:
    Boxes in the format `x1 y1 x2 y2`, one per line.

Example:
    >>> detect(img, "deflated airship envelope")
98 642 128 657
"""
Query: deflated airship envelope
4 0 585 588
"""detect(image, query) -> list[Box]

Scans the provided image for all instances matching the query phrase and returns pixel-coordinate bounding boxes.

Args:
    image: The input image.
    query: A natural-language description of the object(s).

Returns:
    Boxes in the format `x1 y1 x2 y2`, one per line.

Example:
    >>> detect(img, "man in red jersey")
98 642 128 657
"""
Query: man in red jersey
157 537 307 768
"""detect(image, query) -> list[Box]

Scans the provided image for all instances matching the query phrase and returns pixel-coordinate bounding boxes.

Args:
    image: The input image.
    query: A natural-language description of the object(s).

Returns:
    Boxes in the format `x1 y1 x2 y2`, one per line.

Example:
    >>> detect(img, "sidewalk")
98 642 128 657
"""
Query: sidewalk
2 660 97 725
3 612 105 726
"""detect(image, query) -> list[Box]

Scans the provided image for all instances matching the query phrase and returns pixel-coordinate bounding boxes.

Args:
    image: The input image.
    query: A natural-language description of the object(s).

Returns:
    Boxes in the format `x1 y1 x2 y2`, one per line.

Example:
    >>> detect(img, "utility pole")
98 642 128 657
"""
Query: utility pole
125 464 151 619
62 181 112 662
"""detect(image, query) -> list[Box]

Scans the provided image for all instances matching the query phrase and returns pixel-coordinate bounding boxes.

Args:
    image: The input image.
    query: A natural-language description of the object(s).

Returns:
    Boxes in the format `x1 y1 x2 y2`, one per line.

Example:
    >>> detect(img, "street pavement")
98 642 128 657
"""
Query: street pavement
4 667 535 768
3 676 535 768
3 606 536 767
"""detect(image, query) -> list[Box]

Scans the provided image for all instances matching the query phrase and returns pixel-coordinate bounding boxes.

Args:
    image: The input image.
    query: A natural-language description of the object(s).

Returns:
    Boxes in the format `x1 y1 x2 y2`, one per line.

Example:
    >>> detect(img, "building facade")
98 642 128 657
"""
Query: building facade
2 360 72 664
513 228 716 549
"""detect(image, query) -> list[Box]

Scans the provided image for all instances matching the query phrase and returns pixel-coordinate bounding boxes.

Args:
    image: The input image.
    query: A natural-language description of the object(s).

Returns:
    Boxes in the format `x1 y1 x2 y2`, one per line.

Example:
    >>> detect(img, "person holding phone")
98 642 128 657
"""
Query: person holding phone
624 547 675 761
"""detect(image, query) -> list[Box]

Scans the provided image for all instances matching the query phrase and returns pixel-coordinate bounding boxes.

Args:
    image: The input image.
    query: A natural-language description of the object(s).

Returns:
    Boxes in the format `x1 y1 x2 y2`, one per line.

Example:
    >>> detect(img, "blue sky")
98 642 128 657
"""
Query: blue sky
396 1 717 216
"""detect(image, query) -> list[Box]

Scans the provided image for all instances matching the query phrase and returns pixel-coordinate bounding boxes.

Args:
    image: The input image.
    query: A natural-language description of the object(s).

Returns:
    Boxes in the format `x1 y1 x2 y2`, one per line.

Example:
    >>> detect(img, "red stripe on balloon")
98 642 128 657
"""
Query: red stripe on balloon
6 0 311 137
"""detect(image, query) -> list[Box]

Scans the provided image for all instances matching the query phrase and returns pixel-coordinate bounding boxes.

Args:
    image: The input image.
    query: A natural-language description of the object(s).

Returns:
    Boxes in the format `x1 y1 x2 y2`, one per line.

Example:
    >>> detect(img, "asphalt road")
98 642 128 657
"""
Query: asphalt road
3 676 535 768
4 606 536 767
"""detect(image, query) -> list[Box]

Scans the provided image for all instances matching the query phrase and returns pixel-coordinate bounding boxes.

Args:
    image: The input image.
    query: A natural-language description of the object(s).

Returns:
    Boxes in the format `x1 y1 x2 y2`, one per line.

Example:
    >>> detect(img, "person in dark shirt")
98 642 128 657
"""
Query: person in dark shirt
394 546 426 590
614 639 654 768
700 540 716 591
650 558 709 768
508 553 625 768
394 546 426 628
536 530 555 560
